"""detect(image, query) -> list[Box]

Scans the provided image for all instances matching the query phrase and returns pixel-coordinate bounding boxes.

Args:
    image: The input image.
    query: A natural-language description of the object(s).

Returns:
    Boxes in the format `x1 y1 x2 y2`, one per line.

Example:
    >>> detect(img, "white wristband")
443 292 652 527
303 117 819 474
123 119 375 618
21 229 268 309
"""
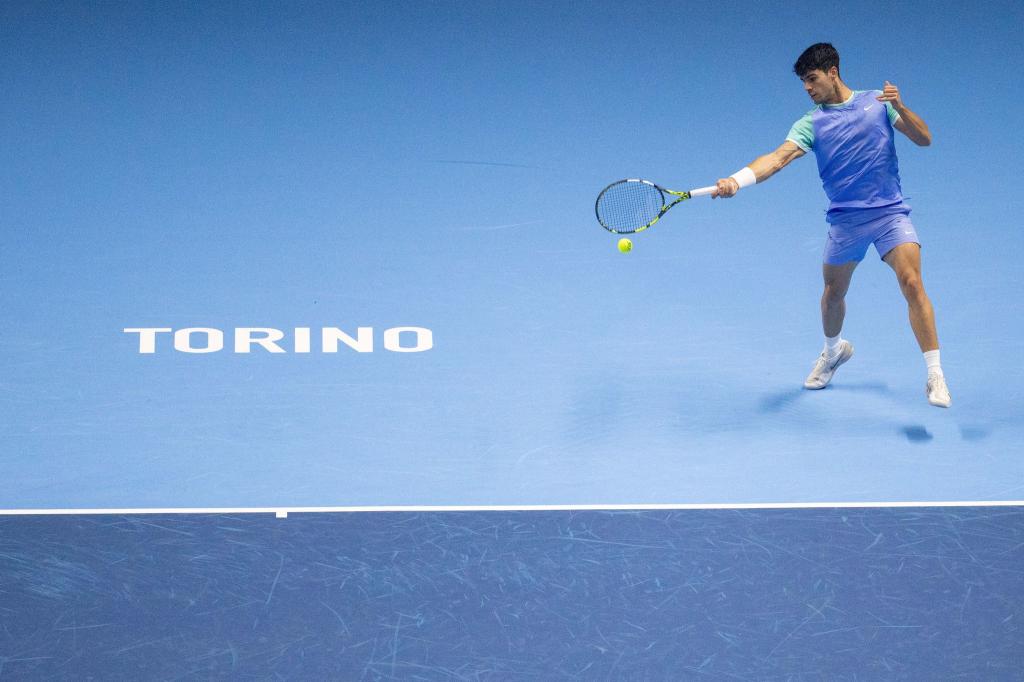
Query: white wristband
729 166 757 189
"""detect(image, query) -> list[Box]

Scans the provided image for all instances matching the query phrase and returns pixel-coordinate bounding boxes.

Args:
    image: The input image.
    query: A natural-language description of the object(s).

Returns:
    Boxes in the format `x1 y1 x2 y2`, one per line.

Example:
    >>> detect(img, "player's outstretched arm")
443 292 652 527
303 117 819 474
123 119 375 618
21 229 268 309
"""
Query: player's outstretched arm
879 81 931 146
712 141 805 198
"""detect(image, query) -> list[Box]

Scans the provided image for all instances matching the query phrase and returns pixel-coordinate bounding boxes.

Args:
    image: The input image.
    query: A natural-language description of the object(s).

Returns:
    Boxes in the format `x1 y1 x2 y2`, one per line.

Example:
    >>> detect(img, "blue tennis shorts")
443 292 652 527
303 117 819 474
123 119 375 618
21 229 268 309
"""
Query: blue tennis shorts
823 209 920 265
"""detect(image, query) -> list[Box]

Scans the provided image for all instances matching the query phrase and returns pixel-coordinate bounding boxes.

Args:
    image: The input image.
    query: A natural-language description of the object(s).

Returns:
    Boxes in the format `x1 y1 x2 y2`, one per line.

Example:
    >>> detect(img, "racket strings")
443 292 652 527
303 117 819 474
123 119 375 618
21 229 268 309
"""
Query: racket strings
595 181 665 233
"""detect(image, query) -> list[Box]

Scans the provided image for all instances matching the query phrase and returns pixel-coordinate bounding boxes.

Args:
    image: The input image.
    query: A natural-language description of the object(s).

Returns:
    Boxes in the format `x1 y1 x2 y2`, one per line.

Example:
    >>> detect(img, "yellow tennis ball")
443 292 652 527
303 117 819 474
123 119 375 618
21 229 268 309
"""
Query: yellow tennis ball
618 238 632 253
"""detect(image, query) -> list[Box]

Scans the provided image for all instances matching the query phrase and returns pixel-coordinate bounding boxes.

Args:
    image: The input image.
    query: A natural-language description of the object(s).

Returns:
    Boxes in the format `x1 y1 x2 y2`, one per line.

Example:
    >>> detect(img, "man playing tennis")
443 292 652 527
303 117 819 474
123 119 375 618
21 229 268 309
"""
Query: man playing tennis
713 42 951 408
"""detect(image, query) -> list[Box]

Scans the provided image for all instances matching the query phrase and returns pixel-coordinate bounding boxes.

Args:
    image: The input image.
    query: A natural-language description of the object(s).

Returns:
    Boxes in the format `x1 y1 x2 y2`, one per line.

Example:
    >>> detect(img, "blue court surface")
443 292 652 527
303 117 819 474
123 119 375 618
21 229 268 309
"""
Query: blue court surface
3 1 1023 677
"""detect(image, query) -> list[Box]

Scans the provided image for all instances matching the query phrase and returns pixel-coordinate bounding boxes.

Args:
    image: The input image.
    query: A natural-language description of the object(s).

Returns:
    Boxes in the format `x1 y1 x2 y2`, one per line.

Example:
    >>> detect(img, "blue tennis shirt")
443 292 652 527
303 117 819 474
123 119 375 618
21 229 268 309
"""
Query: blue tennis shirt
787 90 907 223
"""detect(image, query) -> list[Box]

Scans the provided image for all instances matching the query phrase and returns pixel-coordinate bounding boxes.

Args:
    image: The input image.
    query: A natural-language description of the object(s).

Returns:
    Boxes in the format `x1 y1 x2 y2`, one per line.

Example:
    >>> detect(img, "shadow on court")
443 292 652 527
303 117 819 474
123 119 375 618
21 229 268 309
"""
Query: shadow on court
902 425 933 443
959 424 993 441
827 381 892 395
759 381 891 414
901 424 998 444
758 388 805 413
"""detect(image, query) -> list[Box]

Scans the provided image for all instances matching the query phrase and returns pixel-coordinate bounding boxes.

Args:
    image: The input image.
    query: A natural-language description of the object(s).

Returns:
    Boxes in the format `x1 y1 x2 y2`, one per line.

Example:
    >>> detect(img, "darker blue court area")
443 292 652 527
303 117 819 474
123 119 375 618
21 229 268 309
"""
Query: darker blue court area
2 507 1021 679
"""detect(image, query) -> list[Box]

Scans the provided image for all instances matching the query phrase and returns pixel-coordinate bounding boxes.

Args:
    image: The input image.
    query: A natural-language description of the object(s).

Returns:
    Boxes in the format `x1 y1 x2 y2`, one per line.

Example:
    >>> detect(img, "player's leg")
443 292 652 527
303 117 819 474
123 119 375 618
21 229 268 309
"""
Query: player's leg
881 242 937 351
805 260 858 389
881 241 950 406
822 260 858 338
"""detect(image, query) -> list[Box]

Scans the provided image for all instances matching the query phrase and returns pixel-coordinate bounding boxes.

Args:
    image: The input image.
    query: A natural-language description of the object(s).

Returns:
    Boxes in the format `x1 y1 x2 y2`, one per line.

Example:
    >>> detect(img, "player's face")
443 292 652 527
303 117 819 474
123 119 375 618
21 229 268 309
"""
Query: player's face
800 68 840 104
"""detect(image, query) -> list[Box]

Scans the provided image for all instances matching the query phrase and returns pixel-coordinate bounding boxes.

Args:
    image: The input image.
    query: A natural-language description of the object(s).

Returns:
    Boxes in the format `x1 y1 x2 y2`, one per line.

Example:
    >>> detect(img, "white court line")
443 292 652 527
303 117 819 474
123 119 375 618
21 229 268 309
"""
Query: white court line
1 500 1023 518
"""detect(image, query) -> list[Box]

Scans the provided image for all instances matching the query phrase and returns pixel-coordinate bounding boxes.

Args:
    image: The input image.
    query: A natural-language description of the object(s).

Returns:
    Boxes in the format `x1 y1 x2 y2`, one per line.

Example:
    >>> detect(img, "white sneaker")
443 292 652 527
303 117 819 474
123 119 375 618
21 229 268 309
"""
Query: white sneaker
926 373 951 408
804 340 854 389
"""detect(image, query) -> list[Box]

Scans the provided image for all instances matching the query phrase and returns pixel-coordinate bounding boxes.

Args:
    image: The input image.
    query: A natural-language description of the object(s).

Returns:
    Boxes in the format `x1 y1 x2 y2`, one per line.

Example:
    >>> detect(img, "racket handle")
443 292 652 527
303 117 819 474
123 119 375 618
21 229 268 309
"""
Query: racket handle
690 185 718 198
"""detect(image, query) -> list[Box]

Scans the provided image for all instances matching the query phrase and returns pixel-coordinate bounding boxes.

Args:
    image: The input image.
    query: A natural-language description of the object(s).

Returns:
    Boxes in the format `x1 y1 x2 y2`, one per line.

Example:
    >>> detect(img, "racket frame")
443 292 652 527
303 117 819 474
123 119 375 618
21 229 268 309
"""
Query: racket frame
595 178 716 235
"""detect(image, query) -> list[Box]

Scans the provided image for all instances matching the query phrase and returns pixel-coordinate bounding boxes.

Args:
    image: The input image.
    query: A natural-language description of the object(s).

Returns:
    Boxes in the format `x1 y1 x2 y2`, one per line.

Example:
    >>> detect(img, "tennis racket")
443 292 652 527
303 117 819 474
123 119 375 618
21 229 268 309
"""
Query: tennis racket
595 178 717 234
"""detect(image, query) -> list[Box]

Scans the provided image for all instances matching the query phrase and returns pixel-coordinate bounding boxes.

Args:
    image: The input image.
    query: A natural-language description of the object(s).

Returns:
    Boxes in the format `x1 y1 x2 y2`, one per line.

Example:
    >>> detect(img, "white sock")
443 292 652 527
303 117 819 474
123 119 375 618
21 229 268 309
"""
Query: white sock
924 349 942 377
825 334 843 357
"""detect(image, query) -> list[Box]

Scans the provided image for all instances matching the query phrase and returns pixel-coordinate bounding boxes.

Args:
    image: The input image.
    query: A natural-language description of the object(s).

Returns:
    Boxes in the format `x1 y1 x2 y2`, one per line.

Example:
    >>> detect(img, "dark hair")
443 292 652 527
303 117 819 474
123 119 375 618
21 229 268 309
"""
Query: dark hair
794 43 840 78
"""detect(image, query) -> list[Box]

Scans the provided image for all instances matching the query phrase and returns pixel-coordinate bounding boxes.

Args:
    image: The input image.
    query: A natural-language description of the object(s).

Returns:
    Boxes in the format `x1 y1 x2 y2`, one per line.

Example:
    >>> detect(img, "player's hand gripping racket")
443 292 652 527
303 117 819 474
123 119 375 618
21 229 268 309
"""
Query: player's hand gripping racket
595 179 717 234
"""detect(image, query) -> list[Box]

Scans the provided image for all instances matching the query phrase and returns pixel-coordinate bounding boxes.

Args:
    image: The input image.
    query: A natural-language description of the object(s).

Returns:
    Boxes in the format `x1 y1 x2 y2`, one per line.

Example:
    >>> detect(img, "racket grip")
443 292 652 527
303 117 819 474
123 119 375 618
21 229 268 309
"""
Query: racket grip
690 186 717 198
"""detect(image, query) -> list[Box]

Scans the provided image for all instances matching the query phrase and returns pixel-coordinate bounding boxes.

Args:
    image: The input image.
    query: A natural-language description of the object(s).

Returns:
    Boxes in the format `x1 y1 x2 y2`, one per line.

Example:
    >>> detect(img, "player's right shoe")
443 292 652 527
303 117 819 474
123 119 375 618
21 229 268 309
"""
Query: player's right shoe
803 340 854 390
926 373 952 408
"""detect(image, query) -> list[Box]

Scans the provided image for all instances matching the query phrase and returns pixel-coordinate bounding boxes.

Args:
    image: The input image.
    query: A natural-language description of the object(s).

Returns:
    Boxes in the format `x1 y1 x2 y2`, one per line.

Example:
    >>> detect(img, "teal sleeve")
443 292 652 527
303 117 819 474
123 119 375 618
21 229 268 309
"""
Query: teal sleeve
885 100 900 125
872 90 900 124
786 111 814 151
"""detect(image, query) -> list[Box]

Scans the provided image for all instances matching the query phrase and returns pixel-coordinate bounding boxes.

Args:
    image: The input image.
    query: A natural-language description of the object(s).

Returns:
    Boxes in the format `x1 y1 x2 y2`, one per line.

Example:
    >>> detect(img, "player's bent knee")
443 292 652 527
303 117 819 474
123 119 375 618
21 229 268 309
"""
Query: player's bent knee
899 275 925 300
822 282 849 303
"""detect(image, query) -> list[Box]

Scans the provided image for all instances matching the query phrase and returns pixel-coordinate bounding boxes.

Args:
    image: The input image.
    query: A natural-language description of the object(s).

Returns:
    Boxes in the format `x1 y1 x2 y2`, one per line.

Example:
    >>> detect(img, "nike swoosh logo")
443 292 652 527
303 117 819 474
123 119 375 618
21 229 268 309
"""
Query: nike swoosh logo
864 104 875 111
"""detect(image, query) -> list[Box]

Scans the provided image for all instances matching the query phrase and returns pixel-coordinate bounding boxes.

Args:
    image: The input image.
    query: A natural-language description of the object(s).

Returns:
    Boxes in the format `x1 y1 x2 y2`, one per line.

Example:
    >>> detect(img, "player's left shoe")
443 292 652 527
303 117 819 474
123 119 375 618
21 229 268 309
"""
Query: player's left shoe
926 373 951 408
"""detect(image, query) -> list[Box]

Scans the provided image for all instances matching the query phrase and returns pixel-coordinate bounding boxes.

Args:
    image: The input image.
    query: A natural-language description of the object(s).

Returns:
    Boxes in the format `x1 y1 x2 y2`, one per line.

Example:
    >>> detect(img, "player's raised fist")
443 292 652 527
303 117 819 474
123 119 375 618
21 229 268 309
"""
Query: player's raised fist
876 80 904 110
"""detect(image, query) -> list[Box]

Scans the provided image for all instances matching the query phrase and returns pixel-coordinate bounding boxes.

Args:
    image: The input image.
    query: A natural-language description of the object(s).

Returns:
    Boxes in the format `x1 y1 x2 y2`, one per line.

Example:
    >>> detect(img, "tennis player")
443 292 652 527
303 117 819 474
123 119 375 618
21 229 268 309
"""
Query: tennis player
712 43 951 408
